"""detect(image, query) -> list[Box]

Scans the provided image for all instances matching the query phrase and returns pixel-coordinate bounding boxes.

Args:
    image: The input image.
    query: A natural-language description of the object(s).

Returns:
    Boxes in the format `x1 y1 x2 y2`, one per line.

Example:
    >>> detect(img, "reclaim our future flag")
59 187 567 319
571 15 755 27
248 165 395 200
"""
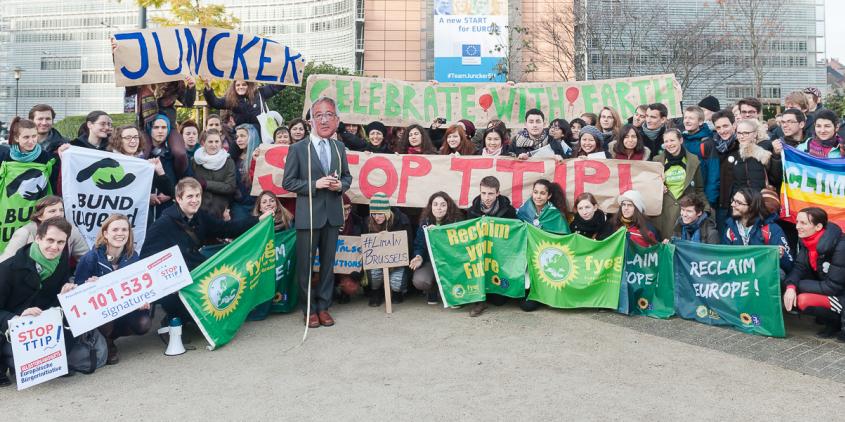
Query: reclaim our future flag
426 217 527 307
180 218 276 349
673 240 785 337
617 241 675 319
61 146 153 250
780 144 845 228
0 159 55 252
527 226 625 309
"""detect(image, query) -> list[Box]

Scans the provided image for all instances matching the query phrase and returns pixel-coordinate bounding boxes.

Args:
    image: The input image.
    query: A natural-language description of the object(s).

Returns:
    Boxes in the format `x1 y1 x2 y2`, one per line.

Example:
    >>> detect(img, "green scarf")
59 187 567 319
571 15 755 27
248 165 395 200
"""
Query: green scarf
29 243 60 281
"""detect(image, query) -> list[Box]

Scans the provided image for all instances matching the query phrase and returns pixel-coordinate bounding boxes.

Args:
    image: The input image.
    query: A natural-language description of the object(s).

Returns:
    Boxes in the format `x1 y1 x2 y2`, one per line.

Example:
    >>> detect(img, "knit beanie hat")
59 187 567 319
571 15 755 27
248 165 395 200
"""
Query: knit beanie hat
697 95 720 113
369 192 390 214
761 188 780 216
459 119 476 138
579 125 604 143
618 190 646 213
365 121 387 138
803 87 821 99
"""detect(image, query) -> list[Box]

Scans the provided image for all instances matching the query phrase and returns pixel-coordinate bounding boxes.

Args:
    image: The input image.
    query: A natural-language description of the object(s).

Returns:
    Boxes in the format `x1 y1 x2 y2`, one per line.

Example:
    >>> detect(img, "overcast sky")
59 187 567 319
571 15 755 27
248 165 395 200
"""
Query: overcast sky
827 1 844 60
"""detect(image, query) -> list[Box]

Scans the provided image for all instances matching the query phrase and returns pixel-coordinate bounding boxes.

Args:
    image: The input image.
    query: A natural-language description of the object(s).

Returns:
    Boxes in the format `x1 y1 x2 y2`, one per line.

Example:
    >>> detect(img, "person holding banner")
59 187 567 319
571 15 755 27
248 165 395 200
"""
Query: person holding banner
71 111 112 151
395 124 437 155
140 178 269 323
509 109 552 158
0 196 88 263
477 127 508 157
0 117 68 187
570 192 607 240
797 109 843 159
73 214 151 364
607 125 651 161
0 217 77 387
364 193 411 307
410 192 464 306
29 104 68 154
439 125 476 156
669 194 720 244
518 179 570 235
598 107 622 148
653 128 706 241
601 190 660 247
784 208 845 341
191 129 236 219
722 188 793 274
467 176 517 220
202 79 285 128
281 96 352 327
573 126 608 158
364 122 392 154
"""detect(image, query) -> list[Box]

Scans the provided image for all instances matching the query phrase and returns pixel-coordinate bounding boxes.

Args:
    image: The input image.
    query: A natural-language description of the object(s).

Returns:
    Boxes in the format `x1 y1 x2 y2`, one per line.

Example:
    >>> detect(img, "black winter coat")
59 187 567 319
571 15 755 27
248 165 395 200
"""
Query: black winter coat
140 205 257 270
0 245 69 332
727 141 782 199
467 195 518 219
203 85 285 127
785 223 845 296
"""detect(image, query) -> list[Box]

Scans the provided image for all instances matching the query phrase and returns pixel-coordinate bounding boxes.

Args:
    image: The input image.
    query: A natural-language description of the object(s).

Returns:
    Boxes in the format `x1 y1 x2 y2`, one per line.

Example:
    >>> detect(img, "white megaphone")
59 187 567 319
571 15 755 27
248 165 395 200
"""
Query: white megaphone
157 317 186 356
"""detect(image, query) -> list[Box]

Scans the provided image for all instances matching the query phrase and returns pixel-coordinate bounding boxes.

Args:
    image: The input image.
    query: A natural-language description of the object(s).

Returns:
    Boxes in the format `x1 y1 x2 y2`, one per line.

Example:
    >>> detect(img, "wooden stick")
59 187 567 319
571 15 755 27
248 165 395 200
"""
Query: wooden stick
382 267 393 314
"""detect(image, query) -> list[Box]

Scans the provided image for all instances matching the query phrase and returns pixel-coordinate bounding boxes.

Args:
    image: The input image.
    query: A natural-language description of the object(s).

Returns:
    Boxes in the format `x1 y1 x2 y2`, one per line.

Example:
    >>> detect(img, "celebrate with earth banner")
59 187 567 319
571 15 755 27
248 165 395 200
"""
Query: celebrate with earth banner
252 145 665 215
302 74 683 127
425 217 785 337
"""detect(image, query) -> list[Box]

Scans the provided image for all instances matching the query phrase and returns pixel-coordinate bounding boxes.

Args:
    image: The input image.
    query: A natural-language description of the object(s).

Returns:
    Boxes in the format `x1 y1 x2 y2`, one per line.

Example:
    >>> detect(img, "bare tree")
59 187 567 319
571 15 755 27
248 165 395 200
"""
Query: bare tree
719 0 785 98
488 21 537 82
518 7 578 81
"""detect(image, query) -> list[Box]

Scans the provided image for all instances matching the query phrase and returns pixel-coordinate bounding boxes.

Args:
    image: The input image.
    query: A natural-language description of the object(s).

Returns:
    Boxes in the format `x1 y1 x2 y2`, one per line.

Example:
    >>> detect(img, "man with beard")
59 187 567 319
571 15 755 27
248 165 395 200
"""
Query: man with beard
28 104 67 153
723 188 793 276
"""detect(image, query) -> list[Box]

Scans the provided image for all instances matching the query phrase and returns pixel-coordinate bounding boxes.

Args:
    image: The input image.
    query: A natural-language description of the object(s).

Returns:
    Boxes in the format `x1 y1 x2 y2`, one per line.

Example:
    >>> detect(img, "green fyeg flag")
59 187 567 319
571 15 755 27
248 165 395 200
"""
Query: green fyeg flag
427 217 527 307
270 229 298 313
673 240 785 337
180 218 276 349
527 226 625 309
617 241 675 318
0 159 55 252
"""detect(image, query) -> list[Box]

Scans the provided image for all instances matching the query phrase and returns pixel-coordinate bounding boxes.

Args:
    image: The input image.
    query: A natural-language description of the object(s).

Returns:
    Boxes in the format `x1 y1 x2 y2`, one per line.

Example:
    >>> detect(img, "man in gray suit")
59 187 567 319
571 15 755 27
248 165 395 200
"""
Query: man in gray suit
282 97 352 328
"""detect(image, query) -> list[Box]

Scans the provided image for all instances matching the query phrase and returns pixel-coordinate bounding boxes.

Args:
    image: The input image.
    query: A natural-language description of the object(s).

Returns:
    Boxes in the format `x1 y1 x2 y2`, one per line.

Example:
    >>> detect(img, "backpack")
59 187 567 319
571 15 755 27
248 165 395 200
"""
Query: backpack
67 330 107 374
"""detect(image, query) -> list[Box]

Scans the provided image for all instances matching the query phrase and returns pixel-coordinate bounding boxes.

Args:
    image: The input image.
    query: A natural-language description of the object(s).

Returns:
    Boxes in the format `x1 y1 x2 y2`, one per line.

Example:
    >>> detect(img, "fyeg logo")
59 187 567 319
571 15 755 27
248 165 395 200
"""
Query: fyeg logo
76 158 136 190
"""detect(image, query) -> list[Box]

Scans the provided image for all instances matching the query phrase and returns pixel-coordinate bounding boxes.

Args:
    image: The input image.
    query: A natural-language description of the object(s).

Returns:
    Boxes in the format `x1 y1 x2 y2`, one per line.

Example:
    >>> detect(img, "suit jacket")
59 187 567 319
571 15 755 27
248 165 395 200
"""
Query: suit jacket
282 134 352 229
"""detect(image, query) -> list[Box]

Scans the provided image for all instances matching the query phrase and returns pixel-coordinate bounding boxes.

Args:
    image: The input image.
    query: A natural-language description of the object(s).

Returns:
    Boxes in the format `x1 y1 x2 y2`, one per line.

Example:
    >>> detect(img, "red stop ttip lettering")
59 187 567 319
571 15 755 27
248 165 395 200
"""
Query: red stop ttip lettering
450 157 493 206
358 156 398 199
398 155 432 204
574 160 611 198
17 324 55 342
495 159 545 207
257 146 290 195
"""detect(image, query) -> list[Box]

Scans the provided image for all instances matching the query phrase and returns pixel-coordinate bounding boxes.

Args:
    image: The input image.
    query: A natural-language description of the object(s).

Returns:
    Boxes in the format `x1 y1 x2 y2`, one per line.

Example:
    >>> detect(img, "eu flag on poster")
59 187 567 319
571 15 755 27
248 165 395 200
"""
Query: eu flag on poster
461 44 481 65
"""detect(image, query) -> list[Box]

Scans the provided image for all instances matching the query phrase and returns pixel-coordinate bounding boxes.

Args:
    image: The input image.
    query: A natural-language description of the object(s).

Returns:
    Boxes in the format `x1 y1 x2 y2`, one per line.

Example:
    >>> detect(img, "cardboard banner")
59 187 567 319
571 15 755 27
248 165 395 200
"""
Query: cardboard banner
8 308 68 390
112 26 306 87
0 159 55 253
61 147 154 251
780 144 845 228
313 235 363 274
361 231 409 270
303 74 682 127
427 217 527 307
673 240 785 337
58 246 192 337
252 145 664 215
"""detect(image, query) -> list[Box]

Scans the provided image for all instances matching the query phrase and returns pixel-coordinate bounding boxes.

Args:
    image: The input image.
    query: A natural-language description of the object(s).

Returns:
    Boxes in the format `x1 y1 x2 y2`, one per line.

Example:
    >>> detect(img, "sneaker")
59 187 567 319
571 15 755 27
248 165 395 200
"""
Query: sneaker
469 302 488 317
816 325 841 339
426 291 439 305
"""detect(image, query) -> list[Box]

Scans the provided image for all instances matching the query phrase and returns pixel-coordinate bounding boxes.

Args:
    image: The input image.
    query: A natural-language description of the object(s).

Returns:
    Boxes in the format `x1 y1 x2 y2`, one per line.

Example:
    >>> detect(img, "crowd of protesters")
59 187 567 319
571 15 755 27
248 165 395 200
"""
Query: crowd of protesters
1 75 844 388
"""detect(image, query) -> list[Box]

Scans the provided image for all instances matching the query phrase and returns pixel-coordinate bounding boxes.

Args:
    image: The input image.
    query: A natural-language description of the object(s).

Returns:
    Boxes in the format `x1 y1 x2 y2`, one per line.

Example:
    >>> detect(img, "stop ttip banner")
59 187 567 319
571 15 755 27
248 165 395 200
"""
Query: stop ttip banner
61 147 154 250
252 145 665 215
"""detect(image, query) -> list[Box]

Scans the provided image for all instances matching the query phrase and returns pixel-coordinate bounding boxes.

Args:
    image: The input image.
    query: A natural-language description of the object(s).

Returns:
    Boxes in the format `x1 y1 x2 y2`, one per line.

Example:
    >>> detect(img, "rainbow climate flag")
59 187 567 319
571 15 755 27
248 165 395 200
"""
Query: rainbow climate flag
780 144 845 227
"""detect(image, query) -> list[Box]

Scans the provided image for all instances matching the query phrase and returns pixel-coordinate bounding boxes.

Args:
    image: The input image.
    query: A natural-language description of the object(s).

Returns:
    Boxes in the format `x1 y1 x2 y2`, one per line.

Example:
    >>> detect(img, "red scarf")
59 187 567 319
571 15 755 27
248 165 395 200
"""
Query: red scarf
407 146 423 154
800 229 825 271
615 150 644 160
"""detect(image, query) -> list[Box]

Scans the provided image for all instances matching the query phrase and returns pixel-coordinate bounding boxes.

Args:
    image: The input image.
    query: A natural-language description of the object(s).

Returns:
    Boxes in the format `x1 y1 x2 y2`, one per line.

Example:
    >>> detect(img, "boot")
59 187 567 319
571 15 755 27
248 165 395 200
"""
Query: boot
0 367 10 388
391 291 404 304
368 287 384 307
106 338 120 365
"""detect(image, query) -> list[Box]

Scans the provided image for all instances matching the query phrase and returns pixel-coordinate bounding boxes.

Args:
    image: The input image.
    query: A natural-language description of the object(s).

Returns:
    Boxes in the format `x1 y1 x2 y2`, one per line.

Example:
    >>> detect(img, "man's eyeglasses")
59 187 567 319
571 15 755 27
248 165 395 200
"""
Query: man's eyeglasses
731 198 748 206
313 112 337 122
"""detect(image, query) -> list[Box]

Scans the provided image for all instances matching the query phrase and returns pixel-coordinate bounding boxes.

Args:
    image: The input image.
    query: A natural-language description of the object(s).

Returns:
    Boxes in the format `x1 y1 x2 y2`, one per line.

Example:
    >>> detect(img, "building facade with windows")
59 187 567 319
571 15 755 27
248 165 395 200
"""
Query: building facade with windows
0 0 359 122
